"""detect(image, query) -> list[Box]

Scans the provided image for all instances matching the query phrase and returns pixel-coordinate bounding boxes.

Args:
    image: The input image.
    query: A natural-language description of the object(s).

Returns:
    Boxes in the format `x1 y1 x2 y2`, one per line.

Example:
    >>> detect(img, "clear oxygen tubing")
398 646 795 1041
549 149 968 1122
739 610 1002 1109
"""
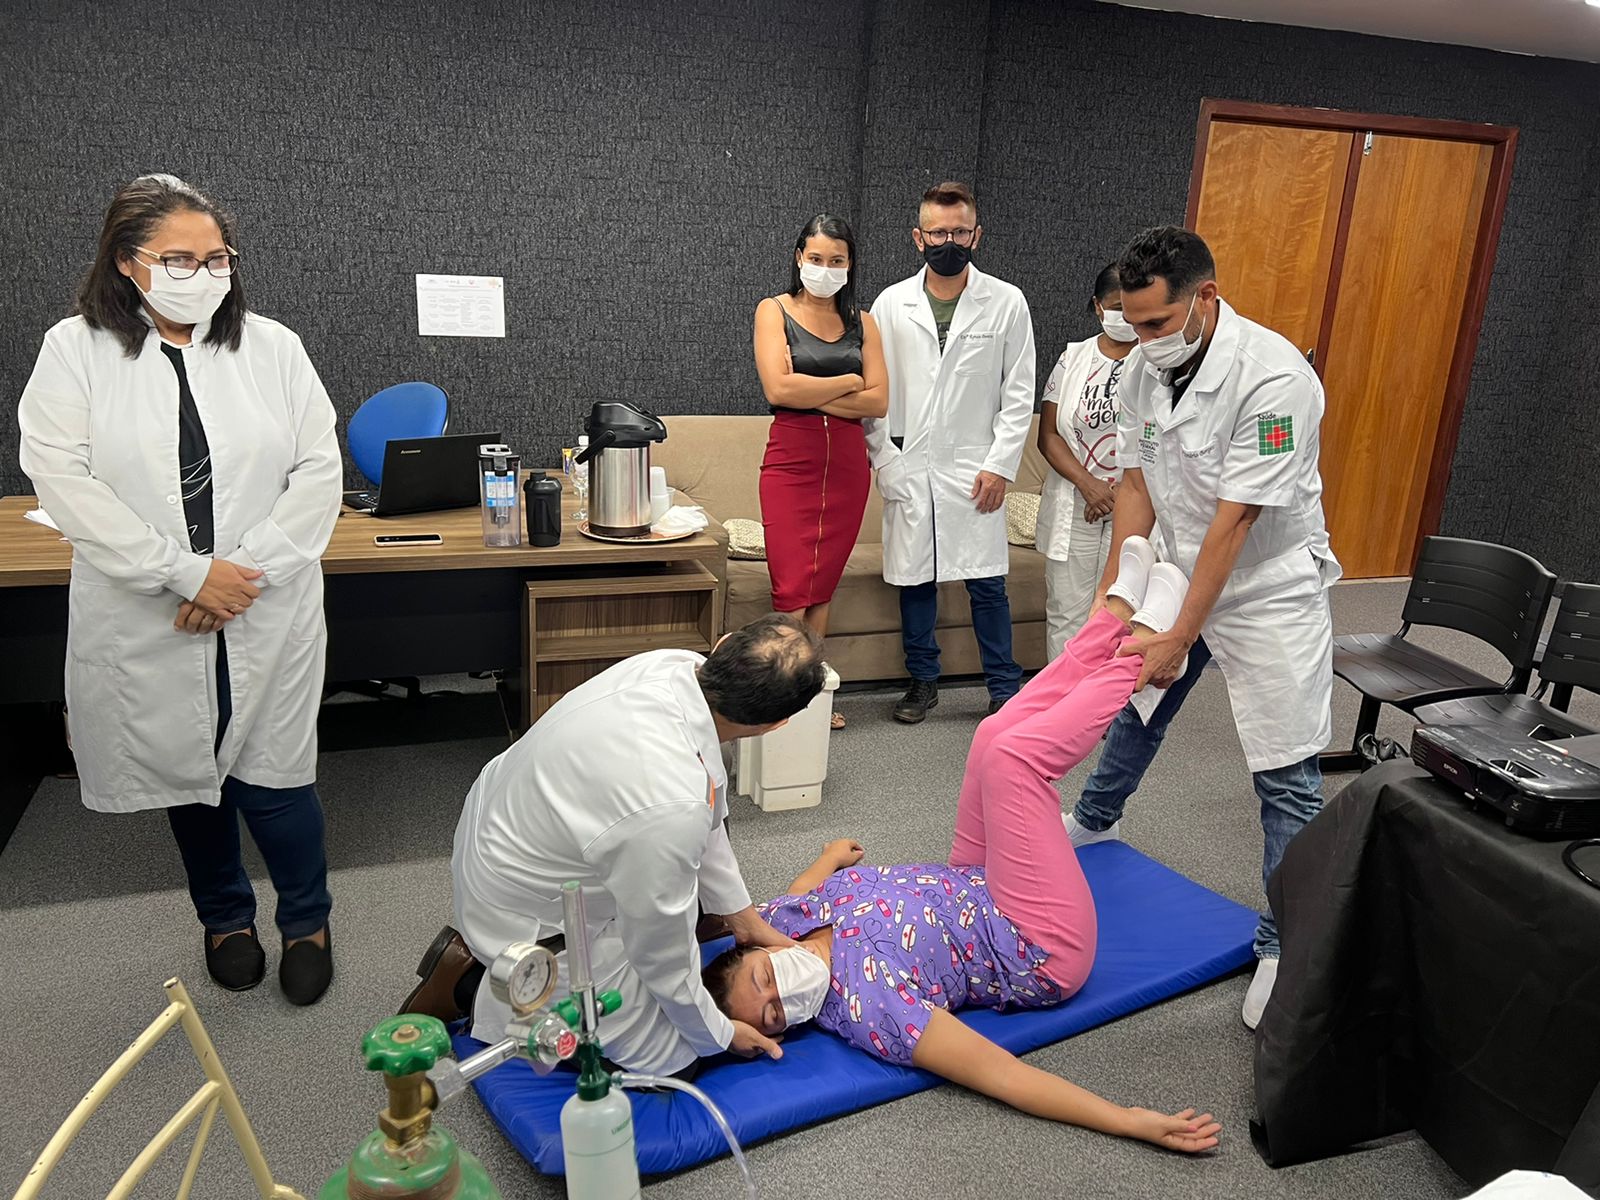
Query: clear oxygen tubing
612 1072 756 1200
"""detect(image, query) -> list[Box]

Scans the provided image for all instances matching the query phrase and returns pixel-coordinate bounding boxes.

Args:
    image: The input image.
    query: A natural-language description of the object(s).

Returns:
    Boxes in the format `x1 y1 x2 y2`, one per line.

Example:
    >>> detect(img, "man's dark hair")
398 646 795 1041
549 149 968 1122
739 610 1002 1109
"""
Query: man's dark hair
920 180 978 219
698 613 825 726
701 944 759 1017
1087 261 1120 315
789 212 860 331
1116 226 1215 302
77 174 248 358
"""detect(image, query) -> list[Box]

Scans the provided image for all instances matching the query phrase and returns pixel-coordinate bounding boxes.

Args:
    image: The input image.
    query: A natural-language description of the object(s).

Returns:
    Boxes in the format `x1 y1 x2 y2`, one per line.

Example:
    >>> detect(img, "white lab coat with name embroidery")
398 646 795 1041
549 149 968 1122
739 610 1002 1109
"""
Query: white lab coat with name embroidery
1117 297 1341 772
865 265 1037 585
17 313 342 813
451 650 752 1073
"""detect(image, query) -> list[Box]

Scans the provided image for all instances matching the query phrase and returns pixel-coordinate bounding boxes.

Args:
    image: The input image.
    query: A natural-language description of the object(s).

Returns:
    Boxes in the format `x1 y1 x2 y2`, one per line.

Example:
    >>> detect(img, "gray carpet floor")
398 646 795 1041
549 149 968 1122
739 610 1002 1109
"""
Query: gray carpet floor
5 579 1593 1199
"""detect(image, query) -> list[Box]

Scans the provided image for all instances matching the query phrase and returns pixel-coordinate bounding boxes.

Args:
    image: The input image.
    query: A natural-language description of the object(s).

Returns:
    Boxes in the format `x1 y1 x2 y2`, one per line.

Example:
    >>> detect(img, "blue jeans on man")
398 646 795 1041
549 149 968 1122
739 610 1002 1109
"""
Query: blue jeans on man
900 575 1023 702
1070 636 1325 958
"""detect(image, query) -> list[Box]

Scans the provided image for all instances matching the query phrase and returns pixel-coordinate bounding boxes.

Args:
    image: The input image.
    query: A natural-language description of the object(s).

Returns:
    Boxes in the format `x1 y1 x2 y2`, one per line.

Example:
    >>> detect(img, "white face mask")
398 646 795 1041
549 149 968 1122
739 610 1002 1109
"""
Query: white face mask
798 261 849 299
1099 307 1137 343
768 945 830 1027
135 262 233 326
1139 292 1206 371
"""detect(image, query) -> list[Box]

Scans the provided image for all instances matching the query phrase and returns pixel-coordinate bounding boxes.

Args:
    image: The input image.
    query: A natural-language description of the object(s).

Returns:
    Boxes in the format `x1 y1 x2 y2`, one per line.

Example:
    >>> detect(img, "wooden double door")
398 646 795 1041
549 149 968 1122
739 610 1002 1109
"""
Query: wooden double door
1187 102 1516 579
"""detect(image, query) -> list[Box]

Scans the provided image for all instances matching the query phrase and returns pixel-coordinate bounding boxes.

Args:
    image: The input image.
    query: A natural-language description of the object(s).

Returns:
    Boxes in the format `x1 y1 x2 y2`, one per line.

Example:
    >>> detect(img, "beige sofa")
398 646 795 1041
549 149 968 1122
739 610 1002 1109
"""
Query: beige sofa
654 415 1053 686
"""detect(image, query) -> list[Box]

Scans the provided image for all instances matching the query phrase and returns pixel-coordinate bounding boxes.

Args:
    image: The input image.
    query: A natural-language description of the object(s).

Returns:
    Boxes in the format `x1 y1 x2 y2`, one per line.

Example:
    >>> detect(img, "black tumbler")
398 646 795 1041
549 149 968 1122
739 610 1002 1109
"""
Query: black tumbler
525 472 562 547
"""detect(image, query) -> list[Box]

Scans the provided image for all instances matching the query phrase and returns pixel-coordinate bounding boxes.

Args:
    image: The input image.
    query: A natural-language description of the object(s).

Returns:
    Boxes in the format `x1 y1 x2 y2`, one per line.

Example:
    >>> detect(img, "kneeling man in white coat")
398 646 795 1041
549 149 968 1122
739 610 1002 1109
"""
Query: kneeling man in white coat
422 614 823 1075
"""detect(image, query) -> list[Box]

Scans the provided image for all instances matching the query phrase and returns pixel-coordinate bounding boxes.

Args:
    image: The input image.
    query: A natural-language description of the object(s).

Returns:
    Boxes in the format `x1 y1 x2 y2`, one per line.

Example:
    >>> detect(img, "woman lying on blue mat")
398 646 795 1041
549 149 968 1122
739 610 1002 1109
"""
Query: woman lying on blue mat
705 540 1220 1153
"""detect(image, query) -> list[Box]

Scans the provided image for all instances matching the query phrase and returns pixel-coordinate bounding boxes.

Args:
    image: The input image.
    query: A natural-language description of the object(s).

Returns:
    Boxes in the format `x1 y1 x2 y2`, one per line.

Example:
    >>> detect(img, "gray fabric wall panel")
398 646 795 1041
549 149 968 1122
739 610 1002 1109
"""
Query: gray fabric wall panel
0 0 868 487
1520 138 1600 581
2 0 1596 577
855 0 990 296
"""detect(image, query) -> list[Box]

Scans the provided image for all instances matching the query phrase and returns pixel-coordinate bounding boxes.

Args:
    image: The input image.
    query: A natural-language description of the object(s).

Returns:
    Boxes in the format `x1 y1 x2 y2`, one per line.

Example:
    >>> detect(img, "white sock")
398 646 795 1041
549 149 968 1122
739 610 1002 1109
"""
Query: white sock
1105 535 1157 610
1127 564 1190 725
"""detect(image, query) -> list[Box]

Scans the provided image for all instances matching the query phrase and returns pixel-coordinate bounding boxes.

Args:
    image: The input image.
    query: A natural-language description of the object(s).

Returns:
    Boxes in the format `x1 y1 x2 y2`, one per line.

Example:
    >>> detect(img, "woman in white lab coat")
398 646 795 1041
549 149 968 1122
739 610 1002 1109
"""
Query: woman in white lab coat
18 175 343 1004
1035 264 1138 658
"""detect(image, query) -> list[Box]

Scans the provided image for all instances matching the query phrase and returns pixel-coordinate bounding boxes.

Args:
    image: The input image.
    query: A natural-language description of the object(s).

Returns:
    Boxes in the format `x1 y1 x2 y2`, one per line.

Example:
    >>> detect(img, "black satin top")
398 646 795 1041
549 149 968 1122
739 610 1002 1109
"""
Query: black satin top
771 304 863 417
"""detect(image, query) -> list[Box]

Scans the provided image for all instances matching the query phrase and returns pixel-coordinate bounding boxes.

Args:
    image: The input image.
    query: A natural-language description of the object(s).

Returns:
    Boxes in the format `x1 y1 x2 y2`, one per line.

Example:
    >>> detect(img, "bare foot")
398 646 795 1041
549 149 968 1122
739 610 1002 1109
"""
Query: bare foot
1106 595 1137 625
286 927 327 949
1124 622 1161 650
210 927 254 950
830 711 846 730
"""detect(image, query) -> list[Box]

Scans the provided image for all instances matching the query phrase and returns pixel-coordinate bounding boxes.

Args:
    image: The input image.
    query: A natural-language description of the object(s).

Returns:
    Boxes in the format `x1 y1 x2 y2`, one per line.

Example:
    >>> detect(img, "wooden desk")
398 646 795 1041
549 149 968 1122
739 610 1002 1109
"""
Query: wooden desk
0 487 727 848
0 489 723 585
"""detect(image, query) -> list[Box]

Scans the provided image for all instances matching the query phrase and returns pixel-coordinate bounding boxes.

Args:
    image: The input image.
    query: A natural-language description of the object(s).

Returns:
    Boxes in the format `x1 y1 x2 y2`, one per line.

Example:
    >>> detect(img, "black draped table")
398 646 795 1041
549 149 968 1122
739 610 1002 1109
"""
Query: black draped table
1253 758 1600 1195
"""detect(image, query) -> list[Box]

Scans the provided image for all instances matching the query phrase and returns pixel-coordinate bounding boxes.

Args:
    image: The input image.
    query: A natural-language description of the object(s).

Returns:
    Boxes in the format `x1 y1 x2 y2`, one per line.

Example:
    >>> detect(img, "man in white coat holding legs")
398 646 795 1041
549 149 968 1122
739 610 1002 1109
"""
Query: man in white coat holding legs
866 180 1036 723
1063 227 1340 1031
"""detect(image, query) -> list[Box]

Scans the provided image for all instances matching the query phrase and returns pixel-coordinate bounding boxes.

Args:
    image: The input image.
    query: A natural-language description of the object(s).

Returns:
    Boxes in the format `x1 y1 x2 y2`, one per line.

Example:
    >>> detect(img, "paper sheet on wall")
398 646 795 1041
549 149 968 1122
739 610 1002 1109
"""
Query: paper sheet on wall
416 274 505 338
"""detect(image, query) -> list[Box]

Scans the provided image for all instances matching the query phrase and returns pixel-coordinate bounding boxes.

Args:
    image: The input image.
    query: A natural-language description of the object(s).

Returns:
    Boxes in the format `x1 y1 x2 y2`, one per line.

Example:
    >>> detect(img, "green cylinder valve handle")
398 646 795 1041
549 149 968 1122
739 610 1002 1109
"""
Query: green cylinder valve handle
363 1015 452 1077
320 1014 503 1199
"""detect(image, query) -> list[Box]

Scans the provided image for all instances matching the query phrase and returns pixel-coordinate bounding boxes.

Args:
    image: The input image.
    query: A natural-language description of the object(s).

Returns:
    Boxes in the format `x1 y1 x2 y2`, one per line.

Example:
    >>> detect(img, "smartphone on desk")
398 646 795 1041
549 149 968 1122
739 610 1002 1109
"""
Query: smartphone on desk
374 533 443 546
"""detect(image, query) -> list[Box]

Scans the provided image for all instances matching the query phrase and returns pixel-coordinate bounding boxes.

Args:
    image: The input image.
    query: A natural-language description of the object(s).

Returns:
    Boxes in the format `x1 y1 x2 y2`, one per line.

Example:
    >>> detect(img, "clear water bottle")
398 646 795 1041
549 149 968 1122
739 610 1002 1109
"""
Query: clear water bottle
477 444 522 547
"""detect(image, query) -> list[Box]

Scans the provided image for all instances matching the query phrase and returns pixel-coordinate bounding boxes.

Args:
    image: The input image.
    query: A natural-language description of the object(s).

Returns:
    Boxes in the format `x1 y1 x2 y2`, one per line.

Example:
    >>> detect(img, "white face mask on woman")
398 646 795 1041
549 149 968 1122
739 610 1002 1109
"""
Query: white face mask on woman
769 945 830 1026
1139 292 1206 371
1099 307 1138 343
134 257 232 326
799 261 849 299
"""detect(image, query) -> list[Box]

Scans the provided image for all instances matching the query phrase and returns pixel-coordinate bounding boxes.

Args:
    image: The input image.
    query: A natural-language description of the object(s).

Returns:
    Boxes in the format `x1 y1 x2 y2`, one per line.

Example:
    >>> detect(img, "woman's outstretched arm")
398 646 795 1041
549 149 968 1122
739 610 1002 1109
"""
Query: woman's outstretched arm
785 839 865 896
910 1008 1220 1154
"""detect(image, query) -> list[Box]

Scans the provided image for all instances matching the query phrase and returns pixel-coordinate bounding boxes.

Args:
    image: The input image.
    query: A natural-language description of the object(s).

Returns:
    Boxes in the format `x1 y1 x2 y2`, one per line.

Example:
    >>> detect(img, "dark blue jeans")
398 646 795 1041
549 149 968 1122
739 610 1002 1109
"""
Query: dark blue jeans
167 777 333 940
165 629 332 940
1071 637 1325 959
900 575 1023 701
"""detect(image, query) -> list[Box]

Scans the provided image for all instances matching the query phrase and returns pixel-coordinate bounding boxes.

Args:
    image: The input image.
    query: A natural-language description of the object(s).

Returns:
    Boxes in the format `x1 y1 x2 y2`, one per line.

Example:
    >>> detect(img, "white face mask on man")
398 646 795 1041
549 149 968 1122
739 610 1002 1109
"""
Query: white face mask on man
1139 291 1206 371
133 254 233 327
799 261 849 299
768 945 830 1027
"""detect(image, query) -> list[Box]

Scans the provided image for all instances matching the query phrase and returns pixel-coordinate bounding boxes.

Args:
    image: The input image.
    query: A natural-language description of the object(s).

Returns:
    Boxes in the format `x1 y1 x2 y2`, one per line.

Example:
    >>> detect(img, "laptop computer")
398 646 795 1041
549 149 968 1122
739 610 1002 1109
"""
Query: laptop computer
344 431 502 516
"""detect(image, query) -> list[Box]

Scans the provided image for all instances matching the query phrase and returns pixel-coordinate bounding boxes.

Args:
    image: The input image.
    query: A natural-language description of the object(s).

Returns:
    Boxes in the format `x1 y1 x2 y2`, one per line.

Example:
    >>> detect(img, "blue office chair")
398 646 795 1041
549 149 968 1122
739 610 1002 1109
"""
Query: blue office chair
347 382 450 487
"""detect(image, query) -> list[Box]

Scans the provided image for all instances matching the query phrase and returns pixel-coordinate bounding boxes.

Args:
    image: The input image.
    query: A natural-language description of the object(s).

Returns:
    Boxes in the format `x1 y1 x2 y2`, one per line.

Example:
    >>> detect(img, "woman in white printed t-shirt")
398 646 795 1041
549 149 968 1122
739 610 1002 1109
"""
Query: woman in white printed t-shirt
1035 264 1139 659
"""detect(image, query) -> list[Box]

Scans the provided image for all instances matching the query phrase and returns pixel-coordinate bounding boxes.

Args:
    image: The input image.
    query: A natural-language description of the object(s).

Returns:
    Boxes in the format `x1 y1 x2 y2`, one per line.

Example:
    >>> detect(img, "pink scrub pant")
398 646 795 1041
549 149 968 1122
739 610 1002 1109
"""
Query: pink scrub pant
949 608 1143 995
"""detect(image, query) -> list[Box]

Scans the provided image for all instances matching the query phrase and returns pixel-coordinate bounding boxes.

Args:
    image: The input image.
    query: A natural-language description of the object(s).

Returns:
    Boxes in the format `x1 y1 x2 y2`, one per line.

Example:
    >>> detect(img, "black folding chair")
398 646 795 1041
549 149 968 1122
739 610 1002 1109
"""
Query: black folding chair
1413 581 1600 739
1320 537 1557 772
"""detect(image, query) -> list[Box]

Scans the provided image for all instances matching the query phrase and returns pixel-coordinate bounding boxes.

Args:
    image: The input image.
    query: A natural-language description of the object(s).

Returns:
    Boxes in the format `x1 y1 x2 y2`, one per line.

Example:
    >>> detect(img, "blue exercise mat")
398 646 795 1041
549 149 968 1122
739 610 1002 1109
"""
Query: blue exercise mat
451 841 1257 1176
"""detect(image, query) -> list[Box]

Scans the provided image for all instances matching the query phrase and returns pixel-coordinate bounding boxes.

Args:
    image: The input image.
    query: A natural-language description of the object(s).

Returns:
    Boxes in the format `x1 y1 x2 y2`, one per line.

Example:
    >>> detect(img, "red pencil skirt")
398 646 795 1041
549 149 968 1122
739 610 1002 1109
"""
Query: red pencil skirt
759 411 871 613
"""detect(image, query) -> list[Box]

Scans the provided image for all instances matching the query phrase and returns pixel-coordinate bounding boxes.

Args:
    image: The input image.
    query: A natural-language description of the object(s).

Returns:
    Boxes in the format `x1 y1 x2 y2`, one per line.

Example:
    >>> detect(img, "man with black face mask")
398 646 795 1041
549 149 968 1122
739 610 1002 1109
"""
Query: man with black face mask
864 180 1037 723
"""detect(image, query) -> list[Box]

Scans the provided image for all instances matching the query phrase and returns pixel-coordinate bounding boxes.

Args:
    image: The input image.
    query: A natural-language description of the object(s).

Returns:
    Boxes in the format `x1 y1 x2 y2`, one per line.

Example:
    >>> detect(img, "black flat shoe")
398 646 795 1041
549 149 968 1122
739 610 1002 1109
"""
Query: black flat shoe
280 926 333 1006
206 928 266 991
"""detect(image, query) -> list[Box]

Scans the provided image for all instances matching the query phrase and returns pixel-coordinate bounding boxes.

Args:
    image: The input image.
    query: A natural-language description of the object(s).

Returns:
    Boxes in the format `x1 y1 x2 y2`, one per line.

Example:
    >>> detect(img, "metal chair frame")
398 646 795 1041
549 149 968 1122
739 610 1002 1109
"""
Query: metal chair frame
13 977 303 1200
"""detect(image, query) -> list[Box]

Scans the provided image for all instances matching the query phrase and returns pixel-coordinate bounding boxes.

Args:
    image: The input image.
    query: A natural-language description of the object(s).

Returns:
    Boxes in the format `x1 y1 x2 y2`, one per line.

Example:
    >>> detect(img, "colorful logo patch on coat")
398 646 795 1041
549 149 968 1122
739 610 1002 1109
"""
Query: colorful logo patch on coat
1256 414 1294 456
1139 420 1159 466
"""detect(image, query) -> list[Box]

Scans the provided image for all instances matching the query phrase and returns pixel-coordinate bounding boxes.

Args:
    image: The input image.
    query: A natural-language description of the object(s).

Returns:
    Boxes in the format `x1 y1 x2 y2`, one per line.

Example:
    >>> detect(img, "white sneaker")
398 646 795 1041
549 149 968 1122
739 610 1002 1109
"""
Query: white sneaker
1105 535 1157 610
1242 957 1279 1031
1129 562 1189 634
1063 811 1122 849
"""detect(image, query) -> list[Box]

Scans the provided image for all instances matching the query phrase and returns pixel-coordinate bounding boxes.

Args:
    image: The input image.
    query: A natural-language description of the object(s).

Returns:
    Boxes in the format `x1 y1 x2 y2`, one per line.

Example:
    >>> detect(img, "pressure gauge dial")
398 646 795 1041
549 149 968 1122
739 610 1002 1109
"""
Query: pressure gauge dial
488 941 558 1015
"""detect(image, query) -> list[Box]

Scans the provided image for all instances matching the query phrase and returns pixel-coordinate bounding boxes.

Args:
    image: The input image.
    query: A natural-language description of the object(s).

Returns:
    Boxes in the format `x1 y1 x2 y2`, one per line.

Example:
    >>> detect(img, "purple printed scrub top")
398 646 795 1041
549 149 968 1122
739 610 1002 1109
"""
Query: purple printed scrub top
759 863 1063 1066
